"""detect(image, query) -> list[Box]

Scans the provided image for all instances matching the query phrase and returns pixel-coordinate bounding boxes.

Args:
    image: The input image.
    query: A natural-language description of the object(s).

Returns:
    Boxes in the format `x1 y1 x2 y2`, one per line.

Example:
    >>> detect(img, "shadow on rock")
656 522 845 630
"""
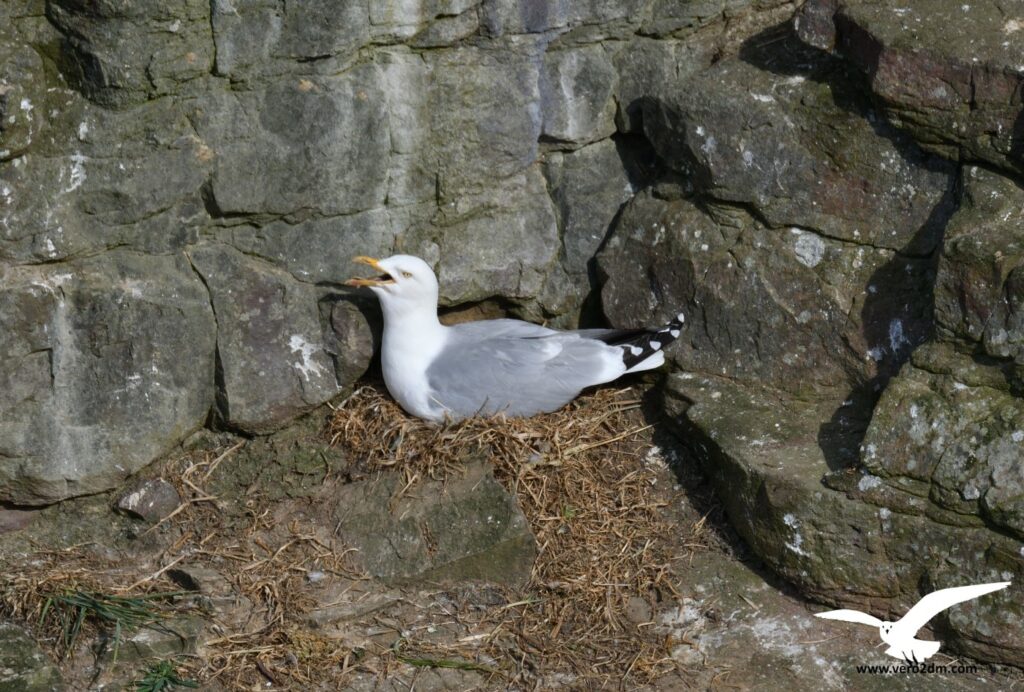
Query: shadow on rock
636 381 807 600
738 20 962 472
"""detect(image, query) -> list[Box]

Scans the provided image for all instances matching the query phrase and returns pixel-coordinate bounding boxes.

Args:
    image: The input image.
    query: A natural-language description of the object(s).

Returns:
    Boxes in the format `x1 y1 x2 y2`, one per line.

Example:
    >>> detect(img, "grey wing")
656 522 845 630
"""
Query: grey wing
448 318 558 340
898 582 1011 635
425 332 621 418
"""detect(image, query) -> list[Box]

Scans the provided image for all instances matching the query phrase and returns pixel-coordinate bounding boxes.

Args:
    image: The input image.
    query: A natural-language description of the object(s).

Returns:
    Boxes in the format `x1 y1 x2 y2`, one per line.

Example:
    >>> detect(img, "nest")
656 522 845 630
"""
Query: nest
327 384 702 687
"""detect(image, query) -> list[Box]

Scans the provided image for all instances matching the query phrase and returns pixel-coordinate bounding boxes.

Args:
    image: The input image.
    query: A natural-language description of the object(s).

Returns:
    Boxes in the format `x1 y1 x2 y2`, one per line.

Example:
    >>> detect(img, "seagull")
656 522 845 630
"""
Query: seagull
814 581 1011 661
344 254 684 422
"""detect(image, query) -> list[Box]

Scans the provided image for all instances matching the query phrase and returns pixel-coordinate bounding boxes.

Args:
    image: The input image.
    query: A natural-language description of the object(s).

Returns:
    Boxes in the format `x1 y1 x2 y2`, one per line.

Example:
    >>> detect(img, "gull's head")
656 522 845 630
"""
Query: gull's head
345 254 439 317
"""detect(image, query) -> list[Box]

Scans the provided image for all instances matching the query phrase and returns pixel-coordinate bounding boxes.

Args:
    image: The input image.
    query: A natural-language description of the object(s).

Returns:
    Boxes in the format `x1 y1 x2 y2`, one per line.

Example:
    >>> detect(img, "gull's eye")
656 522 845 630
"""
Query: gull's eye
401 271 413 279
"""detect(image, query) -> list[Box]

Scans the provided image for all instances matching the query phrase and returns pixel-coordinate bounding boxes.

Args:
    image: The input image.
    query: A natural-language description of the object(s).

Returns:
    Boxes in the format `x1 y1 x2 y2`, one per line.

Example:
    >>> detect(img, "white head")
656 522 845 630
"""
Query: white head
345 254 440 320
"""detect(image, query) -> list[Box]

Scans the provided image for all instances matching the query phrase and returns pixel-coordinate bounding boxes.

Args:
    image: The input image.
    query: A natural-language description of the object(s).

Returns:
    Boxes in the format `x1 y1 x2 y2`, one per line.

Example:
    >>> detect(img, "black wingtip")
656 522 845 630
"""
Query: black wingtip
620 310 685 369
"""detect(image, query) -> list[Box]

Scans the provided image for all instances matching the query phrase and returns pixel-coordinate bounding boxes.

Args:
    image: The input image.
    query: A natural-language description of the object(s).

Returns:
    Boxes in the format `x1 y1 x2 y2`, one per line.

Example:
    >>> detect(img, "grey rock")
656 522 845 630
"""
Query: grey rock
640 0 771 37
427 43 545 197
856 344 1024 538
412 167 561 309
480 0 646 37
934 166 1024 364
540 137 657 322
193 66 390 217
641 52 957 252
0 253 215 505
409 8 481 48
663 371 1024 665
209 0 282 79
327 299 377 388
545 138 648 280
798 0 1024 175
116 478 181 523
46 0 213 108
328 460 537 586
612 37 716 133
225 208 397 286
1 97 212 263
167 565 235 597
304 579 401 627
0 621 64 691
109 616 205 661
598 190 932 399
540 45 617 145
0 507 37 534
188 244 340 434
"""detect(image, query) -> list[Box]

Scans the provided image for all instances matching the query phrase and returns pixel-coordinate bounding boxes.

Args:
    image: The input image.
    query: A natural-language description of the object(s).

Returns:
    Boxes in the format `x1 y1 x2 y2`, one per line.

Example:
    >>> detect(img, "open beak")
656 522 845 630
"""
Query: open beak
344 256 395 287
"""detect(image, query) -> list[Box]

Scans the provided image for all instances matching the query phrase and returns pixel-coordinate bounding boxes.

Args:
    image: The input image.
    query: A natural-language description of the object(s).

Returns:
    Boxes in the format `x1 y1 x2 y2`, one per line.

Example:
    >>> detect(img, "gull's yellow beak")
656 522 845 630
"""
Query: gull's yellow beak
345 256 395 287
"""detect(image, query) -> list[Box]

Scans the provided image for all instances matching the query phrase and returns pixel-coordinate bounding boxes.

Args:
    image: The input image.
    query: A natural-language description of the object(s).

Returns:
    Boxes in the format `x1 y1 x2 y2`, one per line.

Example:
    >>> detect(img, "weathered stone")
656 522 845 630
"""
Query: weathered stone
663 371 1024 665
641 48 957 251
409 7 481 48
193 66 389 217
188 244 340 433
1 98 212 263
327 461 537 586
798 0 1024 175
97 616 205 664
598 190 934 400
407 167 561 309
0 253 215 505
116 478 181 524
0 507 37 534
0 621 64 691
480 0 646 37
540 137 658 321
540 45 617 145
428 44 545 197
304 579 401 627
167 565 234 597
209 0 370 79
640 0 770 37
855 344 1024 537
612 37 716 133
0 30 48 161
934 166 1024 363
226 208 397 286
46 0 214 108
327 299 377 388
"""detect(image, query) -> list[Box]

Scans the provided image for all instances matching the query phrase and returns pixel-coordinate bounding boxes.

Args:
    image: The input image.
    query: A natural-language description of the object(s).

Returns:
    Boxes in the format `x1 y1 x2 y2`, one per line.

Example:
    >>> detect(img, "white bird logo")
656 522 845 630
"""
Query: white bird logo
815 581 1011 662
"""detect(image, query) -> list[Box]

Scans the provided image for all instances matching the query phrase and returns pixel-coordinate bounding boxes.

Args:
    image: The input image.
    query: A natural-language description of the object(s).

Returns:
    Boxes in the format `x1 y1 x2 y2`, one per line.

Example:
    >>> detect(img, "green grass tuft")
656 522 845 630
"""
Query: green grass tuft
134 660 199 691
41 590 186 661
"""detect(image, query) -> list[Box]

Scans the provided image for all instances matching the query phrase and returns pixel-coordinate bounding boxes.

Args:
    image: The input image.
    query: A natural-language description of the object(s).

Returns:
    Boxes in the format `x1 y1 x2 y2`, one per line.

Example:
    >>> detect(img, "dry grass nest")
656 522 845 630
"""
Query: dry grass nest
0 383 710 690
326 384 709 687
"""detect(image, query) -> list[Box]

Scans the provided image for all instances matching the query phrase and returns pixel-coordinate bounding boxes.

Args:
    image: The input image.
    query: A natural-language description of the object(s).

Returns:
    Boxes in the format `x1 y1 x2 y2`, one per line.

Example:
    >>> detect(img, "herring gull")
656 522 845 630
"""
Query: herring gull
345 254 684 422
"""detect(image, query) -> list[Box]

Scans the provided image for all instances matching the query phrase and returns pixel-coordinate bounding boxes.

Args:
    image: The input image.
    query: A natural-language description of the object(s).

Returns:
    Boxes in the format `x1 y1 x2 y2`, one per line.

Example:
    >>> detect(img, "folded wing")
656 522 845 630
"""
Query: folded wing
425 329 625 419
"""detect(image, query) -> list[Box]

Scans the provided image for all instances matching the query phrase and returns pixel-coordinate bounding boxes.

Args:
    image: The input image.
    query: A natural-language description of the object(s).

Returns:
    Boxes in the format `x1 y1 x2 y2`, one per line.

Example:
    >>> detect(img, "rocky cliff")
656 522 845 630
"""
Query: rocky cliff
1 0 1022 666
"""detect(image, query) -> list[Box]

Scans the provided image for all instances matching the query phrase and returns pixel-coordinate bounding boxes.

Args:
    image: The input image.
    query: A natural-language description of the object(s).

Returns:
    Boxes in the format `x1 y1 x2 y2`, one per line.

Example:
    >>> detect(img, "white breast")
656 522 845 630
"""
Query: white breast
380 317 448 421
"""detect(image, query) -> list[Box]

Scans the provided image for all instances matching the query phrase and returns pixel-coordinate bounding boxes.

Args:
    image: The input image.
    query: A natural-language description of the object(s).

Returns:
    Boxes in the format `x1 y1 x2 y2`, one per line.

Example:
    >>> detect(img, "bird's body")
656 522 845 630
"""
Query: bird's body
815 581 1011 662
346 255 683 422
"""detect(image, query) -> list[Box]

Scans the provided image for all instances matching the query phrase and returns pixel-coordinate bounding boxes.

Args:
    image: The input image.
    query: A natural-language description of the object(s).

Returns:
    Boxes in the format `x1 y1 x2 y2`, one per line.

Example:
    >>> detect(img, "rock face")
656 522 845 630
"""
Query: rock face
0 621 64 691
598 0 1024 666
2 0 1024 669
0 254 215 504
4 0 730 500
796 0 1024 175
328 461 537 586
